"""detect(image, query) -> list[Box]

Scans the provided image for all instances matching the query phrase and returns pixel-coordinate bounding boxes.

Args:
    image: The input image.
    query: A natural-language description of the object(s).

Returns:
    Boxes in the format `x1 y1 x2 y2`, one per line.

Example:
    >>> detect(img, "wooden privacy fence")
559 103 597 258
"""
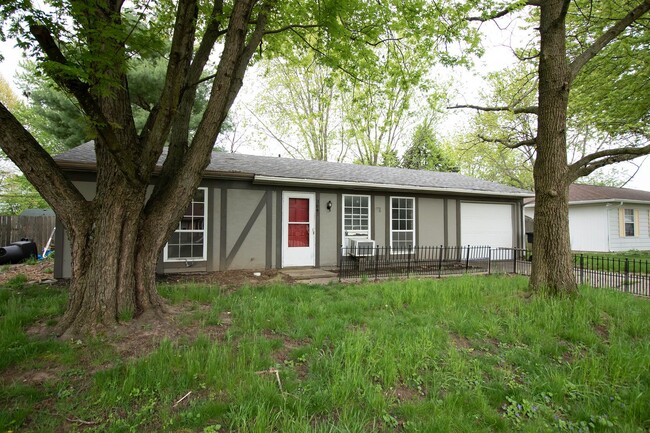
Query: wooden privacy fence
0 215 56 251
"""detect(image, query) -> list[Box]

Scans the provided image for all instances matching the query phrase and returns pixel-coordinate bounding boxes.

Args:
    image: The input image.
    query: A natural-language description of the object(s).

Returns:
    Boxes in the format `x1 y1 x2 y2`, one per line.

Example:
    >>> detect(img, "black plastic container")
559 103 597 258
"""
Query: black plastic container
0 239 38 265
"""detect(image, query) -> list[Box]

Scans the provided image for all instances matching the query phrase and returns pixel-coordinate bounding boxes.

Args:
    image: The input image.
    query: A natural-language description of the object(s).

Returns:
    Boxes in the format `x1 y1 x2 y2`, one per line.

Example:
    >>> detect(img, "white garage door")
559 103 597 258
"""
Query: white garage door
460 202 514 248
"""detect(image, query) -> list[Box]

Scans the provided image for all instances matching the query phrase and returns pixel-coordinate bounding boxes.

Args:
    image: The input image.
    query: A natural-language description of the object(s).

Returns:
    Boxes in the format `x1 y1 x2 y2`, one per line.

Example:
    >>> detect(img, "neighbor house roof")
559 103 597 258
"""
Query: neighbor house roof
54 141 532 198
19 208 55 217
525 183 650 206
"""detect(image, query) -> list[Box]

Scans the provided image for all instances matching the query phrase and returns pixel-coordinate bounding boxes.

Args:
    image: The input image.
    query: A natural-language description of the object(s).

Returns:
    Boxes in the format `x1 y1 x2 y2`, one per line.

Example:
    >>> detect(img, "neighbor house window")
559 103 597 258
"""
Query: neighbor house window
624 208 635 237
343 195 371 243
164 188 207 261
390 197 415 250
619 208 640 238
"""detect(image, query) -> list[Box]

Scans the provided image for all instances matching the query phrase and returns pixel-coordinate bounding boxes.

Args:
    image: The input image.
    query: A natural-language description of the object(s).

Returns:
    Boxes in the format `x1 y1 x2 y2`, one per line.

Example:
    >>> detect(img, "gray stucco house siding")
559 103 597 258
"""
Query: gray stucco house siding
53 143 532 278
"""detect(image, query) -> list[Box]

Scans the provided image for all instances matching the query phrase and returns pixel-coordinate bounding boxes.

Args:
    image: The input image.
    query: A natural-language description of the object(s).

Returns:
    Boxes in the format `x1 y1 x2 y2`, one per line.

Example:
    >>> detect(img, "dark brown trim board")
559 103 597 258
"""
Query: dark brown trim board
219 186 227 270
225 192 268 269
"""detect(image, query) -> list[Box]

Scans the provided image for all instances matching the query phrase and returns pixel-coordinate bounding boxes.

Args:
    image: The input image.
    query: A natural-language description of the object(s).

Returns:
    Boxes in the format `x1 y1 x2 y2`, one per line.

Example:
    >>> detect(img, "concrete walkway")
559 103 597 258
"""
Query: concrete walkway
281 268 338 285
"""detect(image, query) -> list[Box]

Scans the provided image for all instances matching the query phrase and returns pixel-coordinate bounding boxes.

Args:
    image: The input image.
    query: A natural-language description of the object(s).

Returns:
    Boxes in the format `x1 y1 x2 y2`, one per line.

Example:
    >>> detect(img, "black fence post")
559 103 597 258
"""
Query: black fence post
465 245 470 273
407 245 412 278
513 248 517 274
579 254 584 286
438 245 443 278
339 244 343 282
624 258 629 292
374 245 379 281
488 248 492 275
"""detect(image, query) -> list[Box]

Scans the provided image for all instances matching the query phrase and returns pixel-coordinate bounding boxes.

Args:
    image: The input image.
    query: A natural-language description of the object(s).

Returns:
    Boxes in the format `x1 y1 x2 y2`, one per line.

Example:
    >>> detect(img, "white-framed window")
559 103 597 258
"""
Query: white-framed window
164 188 208 261
624 209 635 237
343 194 371 244
390 196 415 250
619 208 640 238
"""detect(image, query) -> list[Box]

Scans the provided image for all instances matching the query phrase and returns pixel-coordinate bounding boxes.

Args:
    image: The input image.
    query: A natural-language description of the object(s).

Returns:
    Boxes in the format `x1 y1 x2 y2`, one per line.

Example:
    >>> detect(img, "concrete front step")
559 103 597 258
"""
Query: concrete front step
281 268 338 281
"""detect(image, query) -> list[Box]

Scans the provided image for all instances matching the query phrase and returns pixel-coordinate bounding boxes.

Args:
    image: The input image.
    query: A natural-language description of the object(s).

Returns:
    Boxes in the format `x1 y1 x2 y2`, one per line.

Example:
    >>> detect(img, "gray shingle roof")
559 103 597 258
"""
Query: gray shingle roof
526 183 650 205
568 184 650 202
54 141 532 197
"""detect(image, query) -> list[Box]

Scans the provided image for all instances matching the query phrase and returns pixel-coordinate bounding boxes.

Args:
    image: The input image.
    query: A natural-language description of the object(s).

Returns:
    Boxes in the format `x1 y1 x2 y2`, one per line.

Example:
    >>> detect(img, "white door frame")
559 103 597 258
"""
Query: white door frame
282 192 316 267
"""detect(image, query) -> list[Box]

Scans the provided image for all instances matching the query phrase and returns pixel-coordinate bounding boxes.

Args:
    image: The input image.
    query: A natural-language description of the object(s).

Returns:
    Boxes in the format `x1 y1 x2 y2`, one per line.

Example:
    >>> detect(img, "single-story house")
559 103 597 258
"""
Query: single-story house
524 183 650 252
53 142 532 278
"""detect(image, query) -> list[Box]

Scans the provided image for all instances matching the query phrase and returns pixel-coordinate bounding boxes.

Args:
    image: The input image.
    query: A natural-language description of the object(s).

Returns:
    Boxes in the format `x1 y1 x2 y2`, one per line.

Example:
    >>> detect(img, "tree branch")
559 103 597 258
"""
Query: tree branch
569 143 650 180
288 28 365 83
569 0 650 83
29 24 142 185
143 0 264 250
478 134 536 148
138 0 200 178
448 104 538 115
0 103 87 230
264 23 320 35
467 1 539 22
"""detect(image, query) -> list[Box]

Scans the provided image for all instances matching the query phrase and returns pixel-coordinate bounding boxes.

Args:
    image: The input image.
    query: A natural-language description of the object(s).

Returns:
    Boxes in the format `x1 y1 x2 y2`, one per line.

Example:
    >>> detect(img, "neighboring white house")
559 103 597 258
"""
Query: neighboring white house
524 184 650 252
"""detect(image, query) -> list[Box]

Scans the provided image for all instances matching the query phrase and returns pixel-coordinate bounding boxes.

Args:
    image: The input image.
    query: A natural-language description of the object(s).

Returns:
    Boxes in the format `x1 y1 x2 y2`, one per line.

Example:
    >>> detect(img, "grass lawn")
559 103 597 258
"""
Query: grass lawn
1 275 650 432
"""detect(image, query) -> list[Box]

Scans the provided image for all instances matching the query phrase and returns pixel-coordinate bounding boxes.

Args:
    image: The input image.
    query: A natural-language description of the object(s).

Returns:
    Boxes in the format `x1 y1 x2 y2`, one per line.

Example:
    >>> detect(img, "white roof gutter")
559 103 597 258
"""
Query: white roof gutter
253 175 533 198
525 198 650 208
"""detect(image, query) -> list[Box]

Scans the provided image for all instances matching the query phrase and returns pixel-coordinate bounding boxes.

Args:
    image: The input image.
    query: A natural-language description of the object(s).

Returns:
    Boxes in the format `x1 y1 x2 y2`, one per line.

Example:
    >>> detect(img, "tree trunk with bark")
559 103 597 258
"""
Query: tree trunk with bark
56 141 169 336
530 0 578 295
59 187 166 337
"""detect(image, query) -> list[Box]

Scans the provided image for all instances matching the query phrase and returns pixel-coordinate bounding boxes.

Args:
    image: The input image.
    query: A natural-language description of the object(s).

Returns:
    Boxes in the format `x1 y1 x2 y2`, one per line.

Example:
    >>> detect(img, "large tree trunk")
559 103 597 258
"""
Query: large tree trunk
56 142 169 337
56 178 166 337
530 0 577 295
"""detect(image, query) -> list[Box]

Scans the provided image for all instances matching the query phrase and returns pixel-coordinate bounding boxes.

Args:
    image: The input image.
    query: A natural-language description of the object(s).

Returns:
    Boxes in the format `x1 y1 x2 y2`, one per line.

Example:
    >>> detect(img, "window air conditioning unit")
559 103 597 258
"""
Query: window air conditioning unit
348 238 375 257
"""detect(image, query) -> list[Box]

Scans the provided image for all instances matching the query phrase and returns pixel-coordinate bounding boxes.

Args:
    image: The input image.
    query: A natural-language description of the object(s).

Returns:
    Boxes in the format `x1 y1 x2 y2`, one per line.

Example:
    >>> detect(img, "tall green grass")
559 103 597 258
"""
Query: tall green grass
2 275 650 432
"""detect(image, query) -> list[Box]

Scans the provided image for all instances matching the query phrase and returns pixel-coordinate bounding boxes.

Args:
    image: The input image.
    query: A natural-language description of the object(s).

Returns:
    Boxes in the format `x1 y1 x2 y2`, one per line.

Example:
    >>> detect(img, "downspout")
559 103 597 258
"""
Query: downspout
520 200 526 249
604 201 625 252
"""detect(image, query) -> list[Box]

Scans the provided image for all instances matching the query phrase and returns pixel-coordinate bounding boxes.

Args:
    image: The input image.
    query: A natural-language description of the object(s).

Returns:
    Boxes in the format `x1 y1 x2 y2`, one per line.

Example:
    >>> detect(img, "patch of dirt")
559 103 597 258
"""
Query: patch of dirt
158 269 292 290
1 264 293 292
0 260 57 285
1 365 62 388
387 383 426 402
449 332 472 350
593 312 612 341
593 323 609 340
108 305 234 362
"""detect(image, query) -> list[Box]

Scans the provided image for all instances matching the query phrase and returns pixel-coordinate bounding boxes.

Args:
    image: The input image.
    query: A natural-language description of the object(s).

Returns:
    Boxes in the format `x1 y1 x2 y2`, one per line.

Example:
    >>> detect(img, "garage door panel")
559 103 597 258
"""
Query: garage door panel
460 203 513 248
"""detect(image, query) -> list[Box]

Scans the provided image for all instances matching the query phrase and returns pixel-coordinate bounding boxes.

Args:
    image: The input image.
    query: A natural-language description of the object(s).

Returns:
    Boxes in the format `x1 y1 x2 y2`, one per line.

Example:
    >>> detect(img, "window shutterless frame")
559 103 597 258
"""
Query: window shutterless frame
342 194 371 244
389 196 415 251
164 187 208 262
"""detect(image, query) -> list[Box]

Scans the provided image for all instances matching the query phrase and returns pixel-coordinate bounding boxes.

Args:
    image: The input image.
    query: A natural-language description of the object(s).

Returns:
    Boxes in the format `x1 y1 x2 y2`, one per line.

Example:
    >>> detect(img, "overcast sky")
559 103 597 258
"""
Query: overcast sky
1 18 648 191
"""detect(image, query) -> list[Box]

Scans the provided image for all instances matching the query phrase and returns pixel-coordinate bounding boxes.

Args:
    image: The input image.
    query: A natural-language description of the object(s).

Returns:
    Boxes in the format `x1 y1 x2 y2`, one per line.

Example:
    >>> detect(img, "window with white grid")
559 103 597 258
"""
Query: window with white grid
164 188 207 261
343 195 371 242
390 197 415 250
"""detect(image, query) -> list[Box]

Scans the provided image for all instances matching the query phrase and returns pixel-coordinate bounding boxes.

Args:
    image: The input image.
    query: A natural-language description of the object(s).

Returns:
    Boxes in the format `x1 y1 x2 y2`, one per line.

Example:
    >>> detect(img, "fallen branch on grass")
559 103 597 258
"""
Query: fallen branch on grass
173 391 192 408
256 368 283 393
66 417 98 426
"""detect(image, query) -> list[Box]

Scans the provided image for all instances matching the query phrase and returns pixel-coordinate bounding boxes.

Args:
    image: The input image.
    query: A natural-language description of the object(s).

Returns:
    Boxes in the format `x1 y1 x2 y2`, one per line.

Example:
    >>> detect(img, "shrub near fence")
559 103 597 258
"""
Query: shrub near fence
0 215 56 252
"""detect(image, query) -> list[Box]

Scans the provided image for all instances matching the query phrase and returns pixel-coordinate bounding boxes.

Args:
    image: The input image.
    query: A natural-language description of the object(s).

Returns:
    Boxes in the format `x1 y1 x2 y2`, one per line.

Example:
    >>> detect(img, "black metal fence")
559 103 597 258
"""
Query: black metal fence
339 245 525 281
573 254 650 297
339 245 650 297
